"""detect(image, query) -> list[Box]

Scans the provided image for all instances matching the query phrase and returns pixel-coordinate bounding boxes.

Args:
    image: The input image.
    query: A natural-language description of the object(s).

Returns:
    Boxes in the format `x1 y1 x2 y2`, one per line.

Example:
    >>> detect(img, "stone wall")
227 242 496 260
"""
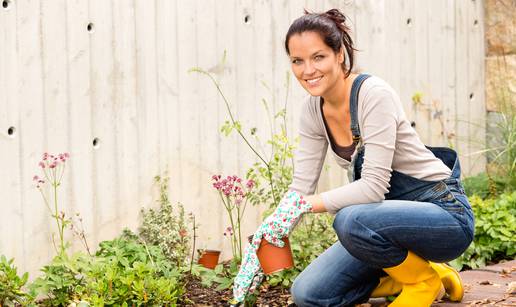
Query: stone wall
485 0 516 112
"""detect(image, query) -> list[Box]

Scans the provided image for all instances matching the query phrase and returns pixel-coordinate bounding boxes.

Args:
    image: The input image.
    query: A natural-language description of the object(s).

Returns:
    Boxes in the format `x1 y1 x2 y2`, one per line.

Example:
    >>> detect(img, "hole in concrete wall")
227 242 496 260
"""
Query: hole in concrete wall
410 121 416 128
469 93 474 100
7 126 15 137
92 137 100 149
406 18 412 26
2 0 11 10
244 14 251 24
87 22 95 33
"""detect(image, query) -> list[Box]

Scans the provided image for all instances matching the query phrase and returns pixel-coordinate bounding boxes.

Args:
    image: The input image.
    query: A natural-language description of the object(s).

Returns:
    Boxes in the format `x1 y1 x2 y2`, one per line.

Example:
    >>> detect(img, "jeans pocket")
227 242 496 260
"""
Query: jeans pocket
439 200 464 213
439 192 465 212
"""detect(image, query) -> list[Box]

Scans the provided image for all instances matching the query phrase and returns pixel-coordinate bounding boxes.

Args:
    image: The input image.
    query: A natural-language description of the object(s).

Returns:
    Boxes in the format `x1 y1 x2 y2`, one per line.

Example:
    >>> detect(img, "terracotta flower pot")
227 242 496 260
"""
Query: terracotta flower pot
198 249 221 269
248 235 294 275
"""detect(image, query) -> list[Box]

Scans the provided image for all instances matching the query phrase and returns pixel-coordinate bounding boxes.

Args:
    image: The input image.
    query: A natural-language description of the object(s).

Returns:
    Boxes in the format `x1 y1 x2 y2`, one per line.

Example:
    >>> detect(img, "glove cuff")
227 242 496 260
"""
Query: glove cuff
286 190 313 213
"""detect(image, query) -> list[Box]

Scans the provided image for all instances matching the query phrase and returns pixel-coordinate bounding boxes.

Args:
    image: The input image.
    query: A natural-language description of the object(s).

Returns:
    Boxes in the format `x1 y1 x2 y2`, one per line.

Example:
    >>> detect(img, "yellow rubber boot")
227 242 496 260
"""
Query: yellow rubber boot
383 251 442 307
372 262 463 301
370 276 402 298
430 262 464 302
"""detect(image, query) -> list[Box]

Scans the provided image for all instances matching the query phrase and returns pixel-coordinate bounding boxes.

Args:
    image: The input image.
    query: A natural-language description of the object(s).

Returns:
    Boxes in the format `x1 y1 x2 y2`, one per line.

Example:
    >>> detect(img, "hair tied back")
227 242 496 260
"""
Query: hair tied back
323 9 346 25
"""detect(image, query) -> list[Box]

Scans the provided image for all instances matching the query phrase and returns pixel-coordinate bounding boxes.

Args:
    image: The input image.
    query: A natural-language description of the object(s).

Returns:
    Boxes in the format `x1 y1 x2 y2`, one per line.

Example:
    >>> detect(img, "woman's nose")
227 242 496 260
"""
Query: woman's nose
303 61 316 75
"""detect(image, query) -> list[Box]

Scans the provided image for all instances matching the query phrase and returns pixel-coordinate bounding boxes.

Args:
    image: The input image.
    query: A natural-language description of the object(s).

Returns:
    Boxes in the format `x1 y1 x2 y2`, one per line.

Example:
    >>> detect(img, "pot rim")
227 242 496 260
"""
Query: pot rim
201 249 221 253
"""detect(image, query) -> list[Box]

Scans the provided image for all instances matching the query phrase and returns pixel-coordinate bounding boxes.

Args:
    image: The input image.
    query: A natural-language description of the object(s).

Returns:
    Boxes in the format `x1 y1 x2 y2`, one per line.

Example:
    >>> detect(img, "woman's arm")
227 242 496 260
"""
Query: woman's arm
320 85 400 213
288 97 329 196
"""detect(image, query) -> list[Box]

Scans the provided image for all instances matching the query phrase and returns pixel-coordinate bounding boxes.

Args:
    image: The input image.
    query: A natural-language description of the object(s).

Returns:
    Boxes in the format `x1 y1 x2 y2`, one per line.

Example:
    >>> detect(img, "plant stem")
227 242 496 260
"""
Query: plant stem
237 206 243 259
190 68 269 167
189 216 196 275
225 195 237 259
52 169 64 256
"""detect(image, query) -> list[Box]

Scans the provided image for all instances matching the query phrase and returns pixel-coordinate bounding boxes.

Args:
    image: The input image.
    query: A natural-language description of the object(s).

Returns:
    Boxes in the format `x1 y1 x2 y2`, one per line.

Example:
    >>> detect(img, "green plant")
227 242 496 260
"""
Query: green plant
80 230 185 306
194 259 240 291
190 63 297 214
0 256 31 306
30 230 186 306
462 172 509 199
29 252 90 306
487 53 516 192
86 230 184 305
246 131 296 217
33 152 71 256
139 174 194 268
450 192 516 270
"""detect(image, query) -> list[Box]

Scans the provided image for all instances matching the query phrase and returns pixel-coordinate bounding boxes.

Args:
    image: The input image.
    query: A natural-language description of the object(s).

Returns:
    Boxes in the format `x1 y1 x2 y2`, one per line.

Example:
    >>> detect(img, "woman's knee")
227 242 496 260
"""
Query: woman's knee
290 276 313 306
332 206 359 245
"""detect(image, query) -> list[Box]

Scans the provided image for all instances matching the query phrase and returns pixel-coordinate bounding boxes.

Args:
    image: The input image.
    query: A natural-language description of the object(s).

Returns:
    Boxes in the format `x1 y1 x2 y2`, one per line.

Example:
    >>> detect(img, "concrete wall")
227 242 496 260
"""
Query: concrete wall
0 0 486 276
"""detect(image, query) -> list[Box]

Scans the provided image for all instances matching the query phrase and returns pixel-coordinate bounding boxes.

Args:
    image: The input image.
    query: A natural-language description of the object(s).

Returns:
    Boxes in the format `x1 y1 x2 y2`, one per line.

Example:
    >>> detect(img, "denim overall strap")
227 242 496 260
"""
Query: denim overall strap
348 76 465 203
350 74 371 145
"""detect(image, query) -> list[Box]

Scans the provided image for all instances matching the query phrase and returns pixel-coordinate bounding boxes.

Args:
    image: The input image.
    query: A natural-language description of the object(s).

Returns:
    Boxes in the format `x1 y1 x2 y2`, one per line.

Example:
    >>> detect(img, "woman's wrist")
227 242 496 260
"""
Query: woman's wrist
305 194 327 213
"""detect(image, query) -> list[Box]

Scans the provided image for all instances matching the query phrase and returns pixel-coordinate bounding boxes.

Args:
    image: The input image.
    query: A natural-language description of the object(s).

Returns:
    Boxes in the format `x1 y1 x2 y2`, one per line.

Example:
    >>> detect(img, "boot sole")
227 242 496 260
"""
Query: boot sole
442 263 464 301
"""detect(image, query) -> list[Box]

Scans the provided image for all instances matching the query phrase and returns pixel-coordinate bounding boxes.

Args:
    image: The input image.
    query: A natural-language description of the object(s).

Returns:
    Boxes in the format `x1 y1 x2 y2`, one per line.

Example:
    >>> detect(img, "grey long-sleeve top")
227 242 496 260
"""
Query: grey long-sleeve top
288 76 452 214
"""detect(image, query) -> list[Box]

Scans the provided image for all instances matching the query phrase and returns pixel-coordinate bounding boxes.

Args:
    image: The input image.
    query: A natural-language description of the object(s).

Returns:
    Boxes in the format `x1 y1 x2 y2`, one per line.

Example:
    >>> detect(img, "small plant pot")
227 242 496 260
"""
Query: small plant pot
248 235 294 275
198 249 221 269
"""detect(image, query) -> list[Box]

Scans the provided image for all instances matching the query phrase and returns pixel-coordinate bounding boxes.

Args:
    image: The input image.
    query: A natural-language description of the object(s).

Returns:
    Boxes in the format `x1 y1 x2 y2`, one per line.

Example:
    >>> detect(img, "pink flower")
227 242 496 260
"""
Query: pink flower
223 226 234 236
33 175 39 181
49 162 57 169
246 179 255 189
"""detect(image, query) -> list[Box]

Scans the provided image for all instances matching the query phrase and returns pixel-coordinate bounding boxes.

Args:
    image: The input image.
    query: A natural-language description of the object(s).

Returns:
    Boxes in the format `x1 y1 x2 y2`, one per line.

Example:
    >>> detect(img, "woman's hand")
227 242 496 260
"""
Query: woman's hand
256 191 314 247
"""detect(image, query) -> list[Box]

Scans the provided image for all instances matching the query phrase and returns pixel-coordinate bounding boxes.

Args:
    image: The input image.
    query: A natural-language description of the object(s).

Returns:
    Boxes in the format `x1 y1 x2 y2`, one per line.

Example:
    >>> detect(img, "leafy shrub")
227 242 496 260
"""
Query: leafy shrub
451 192 516 270
29 252 90 306
0 255 31 306
139 175 193 267
31 230 186 306
463 172 511 199
483 54 516 194
246 132 296 216
194 259 240 291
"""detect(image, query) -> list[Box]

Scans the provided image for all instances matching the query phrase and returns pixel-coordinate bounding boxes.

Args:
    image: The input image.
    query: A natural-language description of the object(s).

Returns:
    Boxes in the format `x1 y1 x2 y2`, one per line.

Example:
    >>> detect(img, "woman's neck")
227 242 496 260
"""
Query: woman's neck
322 74 354 110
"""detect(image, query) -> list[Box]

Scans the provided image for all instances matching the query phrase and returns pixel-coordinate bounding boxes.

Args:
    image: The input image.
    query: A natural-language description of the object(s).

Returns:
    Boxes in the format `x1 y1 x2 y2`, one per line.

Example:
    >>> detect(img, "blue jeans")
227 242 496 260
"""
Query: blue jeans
290 185 474 307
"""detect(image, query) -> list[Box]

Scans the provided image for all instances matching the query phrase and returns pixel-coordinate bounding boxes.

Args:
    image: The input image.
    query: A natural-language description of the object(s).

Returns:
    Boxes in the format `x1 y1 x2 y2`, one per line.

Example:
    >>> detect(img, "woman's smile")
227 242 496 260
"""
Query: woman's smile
305 76 323 87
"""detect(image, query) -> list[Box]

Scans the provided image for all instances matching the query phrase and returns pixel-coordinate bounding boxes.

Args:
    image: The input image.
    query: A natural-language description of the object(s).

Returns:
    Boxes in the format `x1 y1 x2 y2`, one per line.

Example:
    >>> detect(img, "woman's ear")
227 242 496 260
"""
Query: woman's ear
338 48 344 64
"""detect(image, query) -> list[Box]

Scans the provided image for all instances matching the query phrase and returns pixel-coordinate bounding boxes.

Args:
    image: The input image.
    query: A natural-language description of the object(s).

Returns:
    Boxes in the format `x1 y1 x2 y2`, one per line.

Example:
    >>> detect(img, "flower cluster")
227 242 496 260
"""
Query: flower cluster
211 175 255 202
33 152 71 256
39 152 69 168
211 174 255 260
33 152 70 188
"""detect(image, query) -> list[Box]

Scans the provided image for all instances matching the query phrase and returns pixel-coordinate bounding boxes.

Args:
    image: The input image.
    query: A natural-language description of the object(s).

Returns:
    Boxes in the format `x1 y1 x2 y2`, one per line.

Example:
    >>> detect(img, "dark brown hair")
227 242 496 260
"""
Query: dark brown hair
284 8 356 77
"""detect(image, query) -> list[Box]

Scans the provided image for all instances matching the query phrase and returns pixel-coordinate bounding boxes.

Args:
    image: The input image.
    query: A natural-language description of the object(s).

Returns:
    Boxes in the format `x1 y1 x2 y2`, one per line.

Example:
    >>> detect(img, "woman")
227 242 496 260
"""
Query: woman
232 9 474 307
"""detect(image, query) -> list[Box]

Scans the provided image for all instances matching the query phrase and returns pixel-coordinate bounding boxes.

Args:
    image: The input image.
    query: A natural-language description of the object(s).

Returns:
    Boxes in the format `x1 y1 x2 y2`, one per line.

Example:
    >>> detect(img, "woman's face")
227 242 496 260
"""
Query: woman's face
288 31 344 97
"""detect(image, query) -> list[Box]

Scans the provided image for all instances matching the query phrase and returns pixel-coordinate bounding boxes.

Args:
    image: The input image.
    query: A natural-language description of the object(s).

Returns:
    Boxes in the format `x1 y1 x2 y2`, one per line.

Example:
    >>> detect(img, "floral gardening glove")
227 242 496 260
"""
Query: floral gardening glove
259 191 313 247
231 191 312 304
